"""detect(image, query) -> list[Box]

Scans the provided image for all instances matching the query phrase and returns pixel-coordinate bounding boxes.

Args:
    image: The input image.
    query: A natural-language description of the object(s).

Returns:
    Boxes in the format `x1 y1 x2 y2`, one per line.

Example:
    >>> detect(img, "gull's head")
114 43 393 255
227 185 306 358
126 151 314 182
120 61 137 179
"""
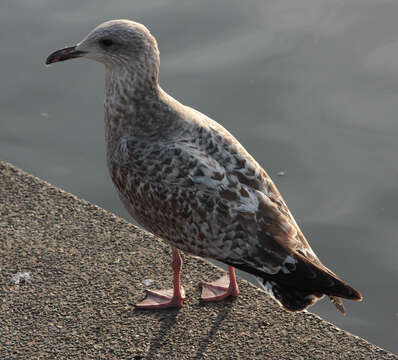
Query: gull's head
45 19 159 71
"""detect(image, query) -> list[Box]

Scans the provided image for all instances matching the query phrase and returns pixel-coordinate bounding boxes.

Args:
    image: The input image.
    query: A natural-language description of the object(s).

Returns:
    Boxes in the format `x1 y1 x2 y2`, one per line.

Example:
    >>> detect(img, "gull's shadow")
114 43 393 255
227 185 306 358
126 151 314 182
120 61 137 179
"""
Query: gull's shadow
131 300 234 359
132 307 180 360
192 301 234 359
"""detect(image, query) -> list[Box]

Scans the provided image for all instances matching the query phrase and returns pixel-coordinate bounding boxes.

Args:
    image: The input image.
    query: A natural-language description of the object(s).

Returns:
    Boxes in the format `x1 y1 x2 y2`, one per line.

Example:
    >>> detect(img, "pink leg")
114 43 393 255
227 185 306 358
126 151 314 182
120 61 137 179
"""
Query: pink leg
136 248 185 309
201 266 239 301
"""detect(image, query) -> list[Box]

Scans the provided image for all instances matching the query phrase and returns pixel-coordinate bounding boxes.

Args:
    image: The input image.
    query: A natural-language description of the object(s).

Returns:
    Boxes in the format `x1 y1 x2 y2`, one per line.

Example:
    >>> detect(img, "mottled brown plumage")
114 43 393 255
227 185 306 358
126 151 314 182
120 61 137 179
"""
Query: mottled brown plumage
46 20 362 312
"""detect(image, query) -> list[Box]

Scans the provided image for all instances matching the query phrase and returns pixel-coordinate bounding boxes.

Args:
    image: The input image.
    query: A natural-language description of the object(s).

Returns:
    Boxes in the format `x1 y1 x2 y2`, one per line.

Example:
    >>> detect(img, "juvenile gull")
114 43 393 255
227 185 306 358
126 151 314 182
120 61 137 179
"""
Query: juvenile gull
46 20 362 312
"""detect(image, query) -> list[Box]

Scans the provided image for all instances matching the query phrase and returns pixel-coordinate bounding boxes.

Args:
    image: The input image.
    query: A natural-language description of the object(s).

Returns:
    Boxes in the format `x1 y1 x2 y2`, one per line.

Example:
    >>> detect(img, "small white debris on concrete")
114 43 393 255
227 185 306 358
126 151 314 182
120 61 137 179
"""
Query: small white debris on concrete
277 171 286 176
11 272 32 285
40 112 50 118
142 278 154 287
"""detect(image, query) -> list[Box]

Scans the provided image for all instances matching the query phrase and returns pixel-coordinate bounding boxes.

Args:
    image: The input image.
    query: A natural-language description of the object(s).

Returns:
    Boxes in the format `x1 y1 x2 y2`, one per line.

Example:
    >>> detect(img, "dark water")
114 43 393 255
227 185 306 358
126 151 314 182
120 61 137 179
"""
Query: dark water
1 0 397 354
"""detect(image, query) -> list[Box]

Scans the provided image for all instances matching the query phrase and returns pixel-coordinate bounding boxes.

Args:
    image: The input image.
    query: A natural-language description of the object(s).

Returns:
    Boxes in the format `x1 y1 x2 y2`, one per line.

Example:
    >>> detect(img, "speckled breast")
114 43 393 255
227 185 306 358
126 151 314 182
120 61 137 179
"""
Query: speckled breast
105 137 210 256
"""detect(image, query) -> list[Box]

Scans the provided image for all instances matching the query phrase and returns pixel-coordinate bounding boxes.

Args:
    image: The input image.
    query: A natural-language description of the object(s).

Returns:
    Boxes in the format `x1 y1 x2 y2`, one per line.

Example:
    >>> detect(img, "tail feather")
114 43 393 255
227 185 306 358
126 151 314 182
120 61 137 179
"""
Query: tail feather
329 296 346 315
233 251 362 313
281 251 363 301
258 279 324 312
257 274 360 314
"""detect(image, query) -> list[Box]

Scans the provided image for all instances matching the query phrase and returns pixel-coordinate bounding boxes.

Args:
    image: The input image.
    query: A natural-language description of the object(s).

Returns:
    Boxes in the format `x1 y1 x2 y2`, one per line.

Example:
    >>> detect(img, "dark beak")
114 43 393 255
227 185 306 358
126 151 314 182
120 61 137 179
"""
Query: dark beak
45 46 86 65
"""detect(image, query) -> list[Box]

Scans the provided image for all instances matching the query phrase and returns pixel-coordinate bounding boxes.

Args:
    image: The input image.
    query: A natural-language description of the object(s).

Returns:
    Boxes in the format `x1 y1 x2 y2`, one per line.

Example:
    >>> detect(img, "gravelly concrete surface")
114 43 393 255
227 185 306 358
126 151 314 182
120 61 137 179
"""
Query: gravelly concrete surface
0 161 396 360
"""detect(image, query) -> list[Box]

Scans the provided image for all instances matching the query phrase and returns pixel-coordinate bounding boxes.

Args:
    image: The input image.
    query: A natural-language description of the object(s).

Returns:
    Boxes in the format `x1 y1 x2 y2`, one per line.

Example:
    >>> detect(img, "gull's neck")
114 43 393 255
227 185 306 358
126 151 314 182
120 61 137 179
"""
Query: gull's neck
104 65 161 139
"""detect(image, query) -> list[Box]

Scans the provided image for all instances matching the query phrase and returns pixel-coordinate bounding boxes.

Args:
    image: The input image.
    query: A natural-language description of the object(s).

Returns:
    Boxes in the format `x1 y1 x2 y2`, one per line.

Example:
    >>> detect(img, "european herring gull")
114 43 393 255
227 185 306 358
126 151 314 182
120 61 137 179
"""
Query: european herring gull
46 19 362 312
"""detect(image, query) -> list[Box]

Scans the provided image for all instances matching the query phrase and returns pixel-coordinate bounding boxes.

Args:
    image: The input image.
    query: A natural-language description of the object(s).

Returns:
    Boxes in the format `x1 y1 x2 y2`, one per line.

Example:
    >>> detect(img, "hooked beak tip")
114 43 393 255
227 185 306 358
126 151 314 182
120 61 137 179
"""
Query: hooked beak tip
45 46 86 66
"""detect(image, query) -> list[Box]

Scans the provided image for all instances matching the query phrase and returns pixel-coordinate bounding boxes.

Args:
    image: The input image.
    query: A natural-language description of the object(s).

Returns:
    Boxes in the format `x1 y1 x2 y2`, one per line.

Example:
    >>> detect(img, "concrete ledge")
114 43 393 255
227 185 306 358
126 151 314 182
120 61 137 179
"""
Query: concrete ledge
0 161 396 360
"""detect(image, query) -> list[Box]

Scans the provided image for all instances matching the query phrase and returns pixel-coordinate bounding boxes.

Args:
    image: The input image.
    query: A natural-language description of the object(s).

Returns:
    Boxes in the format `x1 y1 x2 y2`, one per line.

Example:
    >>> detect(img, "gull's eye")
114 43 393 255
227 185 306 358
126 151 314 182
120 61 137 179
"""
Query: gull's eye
99 38 114 48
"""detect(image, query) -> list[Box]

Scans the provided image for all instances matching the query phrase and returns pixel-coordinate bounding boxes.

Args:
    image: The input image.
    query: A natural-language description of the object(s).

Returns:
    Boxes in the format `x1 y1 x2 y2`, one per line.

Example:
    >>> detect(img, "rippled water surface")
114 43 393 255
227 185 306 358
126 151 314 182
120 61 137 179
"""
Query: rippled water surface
1 0 397 353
